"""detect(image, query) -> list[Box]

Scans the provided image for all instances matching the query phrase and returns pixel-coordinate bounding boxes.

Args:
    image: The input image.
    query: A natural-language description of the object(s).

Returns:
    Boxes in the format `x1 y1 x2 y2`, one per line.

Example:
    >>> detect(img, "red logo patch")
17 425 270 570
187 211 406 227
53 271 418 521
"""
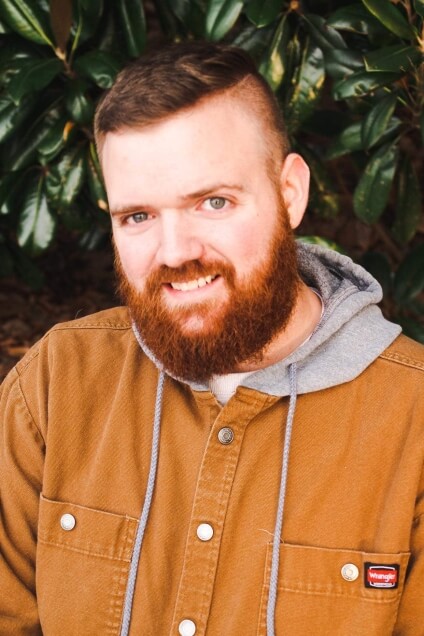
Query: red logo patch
364 563 399 589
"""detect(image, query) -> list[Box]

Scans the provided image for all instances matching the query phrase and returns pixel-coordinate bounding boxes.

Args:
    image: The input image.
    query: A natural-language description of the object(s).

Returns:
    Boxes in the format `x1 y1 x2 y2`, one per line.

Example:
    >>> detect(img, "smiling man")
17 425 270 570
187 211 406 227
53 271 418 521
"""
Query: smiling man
1 43 423 635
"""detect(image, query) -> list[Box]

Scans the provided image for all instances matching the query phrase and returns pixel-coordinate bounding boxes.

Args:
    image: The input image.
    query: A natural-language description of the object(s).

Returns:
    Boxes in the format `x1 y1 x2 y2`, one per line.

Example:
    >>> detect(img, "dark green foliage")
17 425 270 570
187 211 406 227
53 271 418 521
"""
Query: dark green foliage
0 0 422 339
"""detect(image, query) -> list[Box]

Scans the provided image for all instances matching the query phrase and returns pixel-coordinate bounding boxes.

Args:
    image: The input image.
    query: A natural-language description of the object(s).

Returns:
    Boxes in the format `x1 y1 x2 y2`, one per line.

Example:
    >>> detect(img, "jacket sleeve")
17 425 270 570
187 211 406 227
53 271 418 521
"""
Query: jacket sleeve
394 462 424 634
0 367 44 635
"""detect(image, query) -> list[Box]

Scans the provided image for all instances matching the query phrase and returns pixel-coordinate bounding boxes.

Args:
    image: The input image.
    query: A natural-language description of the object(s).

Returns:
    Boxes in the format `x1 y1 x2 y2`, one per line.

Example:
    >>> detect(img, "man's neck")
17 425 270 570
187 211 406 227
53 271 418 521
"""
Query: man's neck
236 282 323 373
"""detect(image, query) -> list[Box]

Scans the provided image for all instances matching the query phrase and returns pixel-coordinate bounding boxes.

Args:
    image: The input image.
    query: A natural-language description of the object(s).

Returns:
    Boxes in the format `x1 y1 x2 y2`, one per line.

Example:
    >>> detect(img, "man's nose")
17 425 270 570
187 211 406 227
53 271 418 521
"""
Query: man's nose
155 212 204 268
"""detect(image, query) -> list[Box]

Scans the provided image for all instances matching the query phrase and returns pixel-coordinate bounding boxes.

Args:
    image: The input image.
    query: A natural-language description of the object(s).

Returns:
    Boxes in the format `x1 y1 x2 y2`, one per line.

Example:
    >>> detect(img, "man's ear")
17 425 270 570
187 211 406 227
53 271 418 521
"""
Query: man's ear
279 153 310 229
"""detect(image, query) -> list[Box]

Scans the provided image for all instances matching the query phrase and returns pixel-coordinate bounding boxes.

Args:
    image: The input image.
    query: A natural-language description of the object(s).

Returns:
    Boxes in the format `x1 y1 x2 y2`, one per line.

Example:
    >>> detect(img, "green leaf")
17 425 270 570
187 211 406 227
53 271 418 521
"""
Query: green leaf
353 141 397 223
246 0 282 28
302 14 347 51
65 79 94 125
299 235 344 253
361 94 397 149
420 111 424 146
415 0 424 19
394 244 424 303
397 317 424 344
0 242 14 277
232 22 274 59
74 51 120 89
0 93 37 143
285 40 325 132
205 0 244 41
17 176 56 255
8 107 61 171
364 44 422 72
46 146 86 207
86 143 108 212
0 171 26 215
361 0 413 40
327 4 383 35
327 117 401 159
37 116 70 162
360 251 392 295
7 58 63 105
116 0 146 57
0 0 54 47
333 70 401 100
300 145 340 218
71 0 104 45
258 15 289 91
324 48 364 80
392 156 422 244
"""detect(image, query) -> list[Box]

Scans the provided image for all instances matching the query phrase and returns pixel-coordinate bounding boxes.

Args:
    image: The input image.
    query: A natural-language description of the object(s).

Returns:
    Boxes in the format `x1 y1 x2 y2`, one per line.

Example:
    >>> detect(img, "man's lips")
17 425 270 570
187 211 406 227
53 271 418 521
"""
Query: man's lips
164 274 219 292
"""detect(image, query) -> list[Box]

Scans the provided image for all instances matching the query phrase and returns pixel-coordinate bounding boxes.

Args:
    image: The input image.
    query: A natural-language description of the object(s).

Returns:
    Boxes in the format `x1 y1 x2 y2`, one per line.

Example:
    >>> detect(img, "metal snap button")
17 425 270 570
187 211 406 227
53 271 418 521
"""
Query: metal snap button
218 427 234 445
196 523 214 541
341 563 359 581
60 513 76 531
178 619 196 636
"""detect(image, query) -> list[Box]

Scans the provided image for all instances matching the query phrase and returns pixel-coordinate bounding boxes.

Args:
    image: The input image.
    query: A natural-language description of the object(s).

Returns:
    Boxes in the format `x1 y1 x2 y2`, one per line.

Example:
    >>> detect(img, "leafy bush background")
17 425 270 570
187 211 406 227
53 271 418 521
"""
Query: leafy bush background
0 0 423 341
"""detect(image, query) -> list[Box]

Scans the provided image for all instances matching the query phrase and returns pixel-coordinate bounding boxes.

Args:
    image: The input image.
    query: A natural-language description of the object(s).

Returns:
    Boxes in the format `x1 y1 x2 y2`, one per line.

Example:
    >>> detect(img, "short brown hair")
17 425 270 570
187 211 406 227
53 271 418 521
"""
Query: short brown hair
94 42 289 159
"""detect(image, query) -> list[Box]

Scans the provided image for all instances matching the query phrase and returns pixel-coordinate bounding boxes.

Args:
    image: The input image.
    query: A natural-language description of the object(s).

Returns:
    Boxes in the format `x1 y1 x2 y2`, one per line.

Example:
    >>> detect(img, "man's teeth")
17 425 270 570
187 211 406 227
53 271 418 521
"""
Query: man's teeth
171 275 215 291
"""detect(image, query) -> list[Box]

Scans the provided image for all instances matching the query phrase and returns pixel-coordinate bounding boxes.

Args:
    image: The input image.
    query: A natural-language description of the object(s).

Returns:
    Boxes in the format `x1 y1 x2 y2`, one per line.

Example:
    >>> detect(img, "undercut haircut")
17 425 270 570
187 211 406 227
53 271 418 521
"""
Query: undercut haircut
94 42 290 161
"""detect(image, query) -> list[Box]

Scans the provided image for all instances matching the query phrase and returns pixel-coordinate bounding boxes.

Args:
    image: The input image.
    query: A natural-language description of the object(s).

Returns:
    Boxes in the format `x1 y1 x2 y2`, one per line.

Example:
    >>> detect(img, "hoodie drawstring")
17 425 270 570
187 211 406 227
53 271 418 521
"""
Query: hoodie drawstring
266 362 298 636
120 370 165 636
120 363 297 635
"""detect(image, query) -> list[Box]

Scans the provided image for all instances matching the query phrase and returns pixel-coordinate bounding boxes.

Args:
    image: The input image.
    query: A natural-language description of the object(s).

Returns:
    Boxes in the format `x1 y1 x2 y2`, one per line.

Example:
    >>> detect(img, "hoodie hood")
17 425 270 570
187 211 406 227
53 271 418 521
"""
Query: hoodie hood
133 242 401 395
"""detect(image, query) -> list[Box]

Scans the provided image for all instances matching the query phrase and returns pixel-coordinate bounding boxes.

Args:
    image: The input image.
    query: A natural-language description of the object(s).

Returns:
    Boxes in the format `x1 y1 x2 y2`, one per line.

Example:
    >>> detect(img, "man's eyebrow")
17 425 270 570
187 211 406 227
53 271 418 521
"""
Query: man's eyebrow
109 204 148 217
178 183 247 201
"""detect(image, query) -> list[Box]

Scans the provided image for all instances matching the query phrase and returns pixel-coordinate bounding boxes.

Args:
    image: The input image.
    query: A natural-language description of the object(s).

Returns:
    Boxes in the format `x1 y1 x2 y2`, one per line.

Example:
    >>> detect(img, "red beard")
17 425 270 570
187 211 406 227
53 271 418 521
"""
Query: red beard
116 208 299 383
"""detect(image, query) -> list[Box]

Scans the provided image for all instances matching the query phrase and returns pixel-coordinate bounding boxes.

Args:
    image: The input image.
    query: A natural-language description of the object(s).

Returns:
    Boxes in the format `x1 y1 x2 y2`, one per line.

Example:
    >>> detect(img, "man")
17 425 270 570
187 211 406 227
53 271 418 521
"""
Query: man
0 42 423 636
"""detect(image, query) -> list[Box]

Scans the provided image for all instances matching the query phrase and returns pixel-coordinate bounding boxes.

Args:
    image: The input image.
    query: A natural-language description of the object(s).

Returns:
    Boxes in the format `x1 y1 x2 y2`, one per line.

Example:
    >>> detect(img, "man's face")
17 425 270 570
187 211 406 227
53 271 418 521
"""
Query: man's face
102 93 300 381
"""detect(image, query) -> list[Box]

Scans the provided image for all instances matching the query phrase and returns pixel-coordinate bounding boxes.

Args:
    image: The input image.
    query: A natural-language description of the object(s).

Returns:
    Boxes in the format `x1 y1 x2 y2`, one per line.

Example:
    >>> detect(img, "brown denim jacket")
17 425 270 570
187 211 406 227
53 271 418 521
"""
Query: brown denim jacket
1 306 423 635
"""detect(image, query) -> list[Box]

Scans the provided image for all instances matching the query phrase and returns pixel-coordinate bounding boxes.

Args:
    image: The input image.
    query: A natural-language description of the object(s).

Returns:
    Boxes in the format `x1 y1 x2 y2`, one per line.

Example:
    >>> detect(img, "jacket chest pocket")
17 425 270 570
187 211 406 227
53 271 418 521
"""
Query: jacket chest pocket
257 542 410 636
37 495 138 635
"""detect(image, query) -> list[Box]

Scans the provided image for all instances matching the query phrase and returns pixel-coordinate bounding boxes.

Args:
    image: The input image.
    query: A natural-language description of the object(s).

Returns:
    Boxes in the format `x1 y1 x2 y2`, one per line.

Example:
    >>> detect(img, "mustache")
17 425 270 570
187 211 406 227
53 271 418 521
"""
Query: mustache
146 259 235 288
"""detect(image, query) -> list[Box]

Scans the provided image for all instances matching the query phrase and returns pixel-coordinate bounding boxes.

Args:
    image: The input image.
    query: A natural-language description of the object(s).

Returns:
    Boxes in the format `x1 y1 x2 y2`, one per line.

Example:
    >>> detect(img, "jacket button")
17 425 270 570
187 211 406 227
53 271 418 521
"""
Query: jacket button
341 563 359 581
196 523 214 541
60 513 76 531
178 619 196 635
218 427 234 445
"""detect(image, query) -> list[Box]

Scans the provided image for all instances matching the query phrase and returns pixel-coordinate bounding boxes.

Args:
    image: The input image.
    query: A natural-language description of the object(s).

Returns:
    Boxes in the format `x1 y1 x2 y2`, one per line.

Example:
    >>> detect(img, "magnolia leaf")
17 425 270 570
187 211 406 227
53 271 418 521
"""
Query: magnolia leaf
333 70 401 100
353 141 397 223
364 44 422 72
361 0 413 40
46 146 85 207
394 244 424 303
361 94 397 149
205 0 244 41
415 0 424 18
74 51 120 89
116 0 146 56
259 15 289 91
392 156 421 244
0 0 55 47
65 79 93 125
17 176 56 255
7 58 63 104
328 4 384 35
360 252 392 296
302 14 347 51
246 0 282 28
285 40 325 132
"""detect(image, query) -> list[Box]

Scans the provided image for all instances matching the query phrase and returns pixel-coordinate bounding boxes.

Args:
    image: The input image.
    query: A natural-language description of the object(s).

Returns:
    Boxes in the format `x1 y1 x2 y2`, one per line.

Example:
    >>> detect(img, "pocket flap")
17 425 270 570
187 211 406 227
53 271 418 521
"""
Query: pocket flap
38 495 138 562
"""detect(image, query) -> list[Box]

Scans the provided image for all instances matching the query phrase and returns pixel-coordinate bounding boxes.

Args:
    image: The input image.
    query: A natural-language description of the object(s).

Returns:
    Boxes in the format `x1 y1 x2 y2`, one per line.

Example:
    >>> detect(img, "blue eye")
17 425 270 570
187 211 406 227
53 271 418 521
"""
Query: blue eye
208 197 226 210
130 212 149 223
